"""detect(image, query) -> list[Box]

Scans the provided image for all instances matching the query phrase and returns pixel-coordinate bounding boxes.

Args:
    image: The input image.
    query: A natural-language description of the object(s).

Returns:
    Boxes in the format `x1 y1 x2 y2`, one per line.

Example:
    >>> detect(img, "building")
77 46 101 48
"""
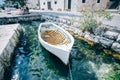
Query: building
73 0 109 11
27 0 110 11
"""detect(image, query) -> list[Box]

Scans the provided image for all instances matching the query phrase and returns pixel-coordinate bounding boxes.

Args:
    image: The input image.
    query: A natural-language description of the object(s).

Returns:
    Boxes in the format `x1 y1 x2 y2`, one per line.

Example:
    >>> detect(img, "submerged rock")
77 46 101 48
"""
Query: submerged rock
111 42 120 53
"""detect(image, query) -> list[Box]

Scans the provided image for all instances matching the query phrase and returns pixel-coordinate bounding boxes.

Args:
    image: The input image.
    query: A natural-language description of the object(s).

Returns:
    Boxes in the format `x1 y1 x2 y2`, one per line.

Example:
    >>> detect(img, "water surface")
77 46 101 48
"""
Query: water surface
10 22 120 80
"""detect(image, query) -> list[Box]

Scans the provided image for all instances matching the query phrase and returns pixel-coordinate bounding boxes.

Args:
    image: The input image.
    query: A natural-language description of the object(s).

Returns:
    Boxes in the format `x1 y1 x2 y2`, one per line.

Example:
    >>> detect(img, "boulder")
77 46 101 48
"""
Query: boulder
99 37 114 48
111 42 120 53
103 31 119 40
93 36 101 43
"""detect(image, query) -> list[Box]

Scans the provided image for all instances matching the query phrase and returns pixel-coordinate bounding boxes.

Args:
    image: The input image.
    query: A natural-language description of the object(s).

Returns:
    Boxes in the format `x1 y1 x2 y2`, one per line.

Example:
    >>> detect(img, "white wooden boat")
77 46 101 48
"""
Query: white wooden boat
38 22 74 65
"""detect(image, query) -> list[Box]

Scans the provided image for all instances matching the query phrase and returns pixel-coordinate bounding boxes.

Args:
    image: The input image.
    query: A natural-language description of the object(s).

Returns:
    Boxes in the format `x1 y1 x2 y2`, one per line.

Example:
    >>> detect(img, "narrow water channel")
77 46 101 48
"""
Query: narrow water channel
9 22 120 80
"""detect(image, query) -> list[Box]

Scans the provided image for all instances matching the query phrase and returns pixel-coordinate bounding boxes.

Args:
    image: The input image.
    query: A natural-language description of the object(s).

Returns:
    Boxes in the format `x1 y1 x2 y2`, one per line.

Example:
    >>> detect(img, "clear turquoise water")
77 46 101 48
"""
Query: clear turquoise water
9 22 120 80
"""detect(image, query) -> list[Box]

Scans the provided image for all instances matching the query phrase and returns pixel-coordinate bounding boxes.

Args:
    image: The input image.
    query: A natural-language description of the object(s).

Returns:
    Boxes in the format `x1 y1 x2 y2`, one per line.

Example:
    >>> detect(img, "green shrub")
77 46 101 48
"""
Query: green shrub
79 11 111 33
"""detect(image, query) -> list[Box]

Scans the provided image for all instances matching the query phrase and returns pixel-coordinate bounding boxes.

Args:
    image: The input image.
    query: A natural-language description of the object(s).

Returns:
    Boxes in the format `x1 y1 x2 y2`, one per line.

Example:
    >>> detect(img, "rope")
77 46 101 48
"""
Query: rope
69 63 73 80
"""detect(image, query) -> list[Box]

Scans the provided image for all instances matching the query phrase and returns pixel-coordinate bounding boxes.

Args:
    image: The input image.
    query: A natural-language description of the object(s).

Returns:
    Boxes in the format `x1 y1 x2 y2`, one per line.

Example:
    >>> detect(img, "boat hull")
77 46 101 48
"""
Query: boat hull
38 22 74 65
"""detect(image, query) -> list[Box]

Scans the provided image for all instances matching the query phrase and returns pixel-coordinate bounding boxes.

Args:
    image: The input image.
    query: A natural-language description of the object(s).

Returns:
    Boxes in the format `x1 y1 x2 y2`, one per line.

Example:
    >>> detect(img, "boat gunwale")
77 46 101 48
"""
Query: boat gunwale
38 22 74 48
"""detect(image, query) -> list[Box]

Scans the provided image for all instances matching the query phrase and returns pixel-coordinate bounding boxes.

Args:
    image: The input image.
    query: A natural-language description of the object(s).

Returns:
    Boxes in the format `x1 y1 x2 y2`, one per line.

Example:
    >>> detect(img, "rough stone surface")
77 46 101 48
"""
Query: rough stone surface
0 64 4 80
0 24 21 79
0 13 42 25
93 26 106 36
117 34 120 43
111 42 120 53
93 36 101 43
38 13 120 53
99 37 114 48
84 33 94 41
103 31 119 40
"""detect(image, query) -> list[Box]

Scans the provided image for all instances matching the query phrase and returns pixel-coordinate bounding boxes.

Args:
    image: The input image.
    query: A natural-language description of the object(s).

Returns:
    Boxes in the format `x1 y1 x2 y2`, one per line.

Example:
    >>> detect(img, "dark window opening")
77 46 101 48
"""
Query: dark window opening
54 1 57 4
110 0 114 1
47 1 52 10
43 2 45 5
82 0 86 3
97 0 100 3
68 0 71 9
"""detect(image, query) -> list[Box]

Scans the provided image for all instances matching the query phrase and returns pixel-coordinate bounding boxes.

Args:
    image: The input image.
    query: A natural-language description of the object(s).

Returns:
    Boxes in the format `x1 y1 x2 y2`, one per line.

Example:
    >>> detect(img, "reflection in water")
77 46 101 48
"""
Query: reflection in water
9 22 120 80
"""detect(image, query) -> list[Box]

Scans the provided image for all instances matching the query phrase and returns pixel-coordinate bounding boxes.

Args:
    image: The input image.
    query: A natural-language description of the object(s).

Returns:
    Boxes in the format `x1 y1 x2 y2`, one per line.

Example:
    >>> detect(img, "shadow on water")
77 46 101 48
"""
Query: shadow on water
6 21 120 80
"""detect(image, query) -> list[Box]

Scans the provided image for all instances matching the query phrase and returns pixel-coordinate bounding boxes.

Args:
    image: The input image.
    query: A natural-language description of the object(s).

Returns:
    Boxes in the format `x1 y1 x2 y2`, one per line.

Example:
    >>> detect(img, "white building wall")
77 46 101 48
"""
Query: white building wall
52 0 64 11
40 0 64 11
40 0 47 10
64 0 68 10
72 0 109 11
27 0 39 9
71 0 78 12
27 0 109 12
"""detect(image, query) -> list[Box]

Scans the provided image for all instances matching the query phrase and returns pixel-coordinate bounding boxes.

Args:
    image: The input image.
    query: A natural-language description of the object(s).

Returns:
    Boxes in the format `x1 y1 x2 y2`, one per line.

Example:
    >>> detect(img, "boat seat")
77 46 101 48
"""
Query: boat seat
41 30 69 45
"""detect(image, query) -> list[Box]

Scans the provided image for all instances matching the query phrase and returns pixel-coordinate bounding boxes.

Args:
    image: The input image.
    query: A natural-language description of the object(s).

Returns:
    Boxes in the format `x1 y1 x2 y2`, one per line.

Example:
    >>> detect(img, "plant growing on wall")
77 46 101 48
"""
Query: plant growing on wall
80 11 101 33
79 0 112 34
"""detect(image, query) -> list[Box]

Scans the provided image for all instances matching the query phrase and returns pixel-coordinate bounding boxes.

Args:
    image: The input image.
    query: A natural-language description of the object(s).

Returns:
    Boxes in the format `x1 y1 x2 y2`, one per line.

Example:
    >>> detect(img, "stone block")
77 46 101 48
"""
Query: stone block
72 22 80 27
0 24 21 79
99 37 114 48
84 32 94 41
117 34 120 43
0 64 4 80
111 42 120 53
93 36 101 43
103 31 119 40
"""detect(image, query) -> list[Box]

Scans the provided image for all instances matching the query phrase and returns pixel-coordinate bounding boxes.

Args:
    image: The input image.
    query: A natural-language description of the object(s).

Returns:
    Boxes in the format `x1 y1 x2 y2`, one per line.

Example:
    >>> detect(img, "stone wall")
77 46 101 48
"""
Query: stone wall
0 24 22 80
0 13 42 25
41 14 120 55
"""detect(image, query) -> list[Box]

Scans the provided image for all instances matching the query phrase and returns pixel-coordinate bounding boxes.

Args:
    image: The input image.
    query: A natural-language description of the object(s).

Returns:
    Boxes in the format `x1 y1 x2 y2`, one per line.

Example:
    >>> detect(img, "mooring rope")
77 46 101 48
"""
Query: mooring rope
69 63 73 80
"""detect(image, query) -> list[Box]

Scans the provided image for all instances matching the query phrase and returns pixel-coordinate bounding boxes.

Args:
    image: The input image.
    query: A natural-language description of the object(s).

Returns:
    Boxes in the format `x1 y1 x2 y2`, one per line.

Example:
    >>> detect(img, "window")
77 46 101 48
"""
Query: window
97 0 100 3
43 2 45 5
54 1 57 4
82 0 86 3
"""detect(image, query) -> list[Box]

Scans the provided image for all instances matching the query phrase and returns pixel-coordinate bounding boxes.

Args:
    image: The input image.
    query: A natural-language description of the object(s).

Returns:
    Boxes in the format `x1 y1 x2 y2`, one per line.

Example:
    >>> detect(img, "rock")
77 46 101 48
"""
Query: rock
111 42 120 53
93 36 101 43
0 64 4 80
99 37 114 48
66 20 71 25
61 19 66 23
84 33 94 41
77 30 84 37
103 31 119 40
72 22 80 28
93 27 105 36
104 25 120 33
117 34 120 43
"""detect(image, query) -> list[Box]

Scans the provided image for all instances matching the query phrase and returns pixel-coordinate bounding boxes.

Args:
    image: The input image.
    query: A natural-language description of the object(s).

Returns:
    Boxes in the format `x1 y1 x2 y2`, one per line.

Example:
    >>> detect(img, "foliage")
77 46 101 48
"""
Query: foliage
80 12 101 33
79 11 112 33
96 11 112 20
4 0 26 7
103 70 120 80
79 0 112 33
